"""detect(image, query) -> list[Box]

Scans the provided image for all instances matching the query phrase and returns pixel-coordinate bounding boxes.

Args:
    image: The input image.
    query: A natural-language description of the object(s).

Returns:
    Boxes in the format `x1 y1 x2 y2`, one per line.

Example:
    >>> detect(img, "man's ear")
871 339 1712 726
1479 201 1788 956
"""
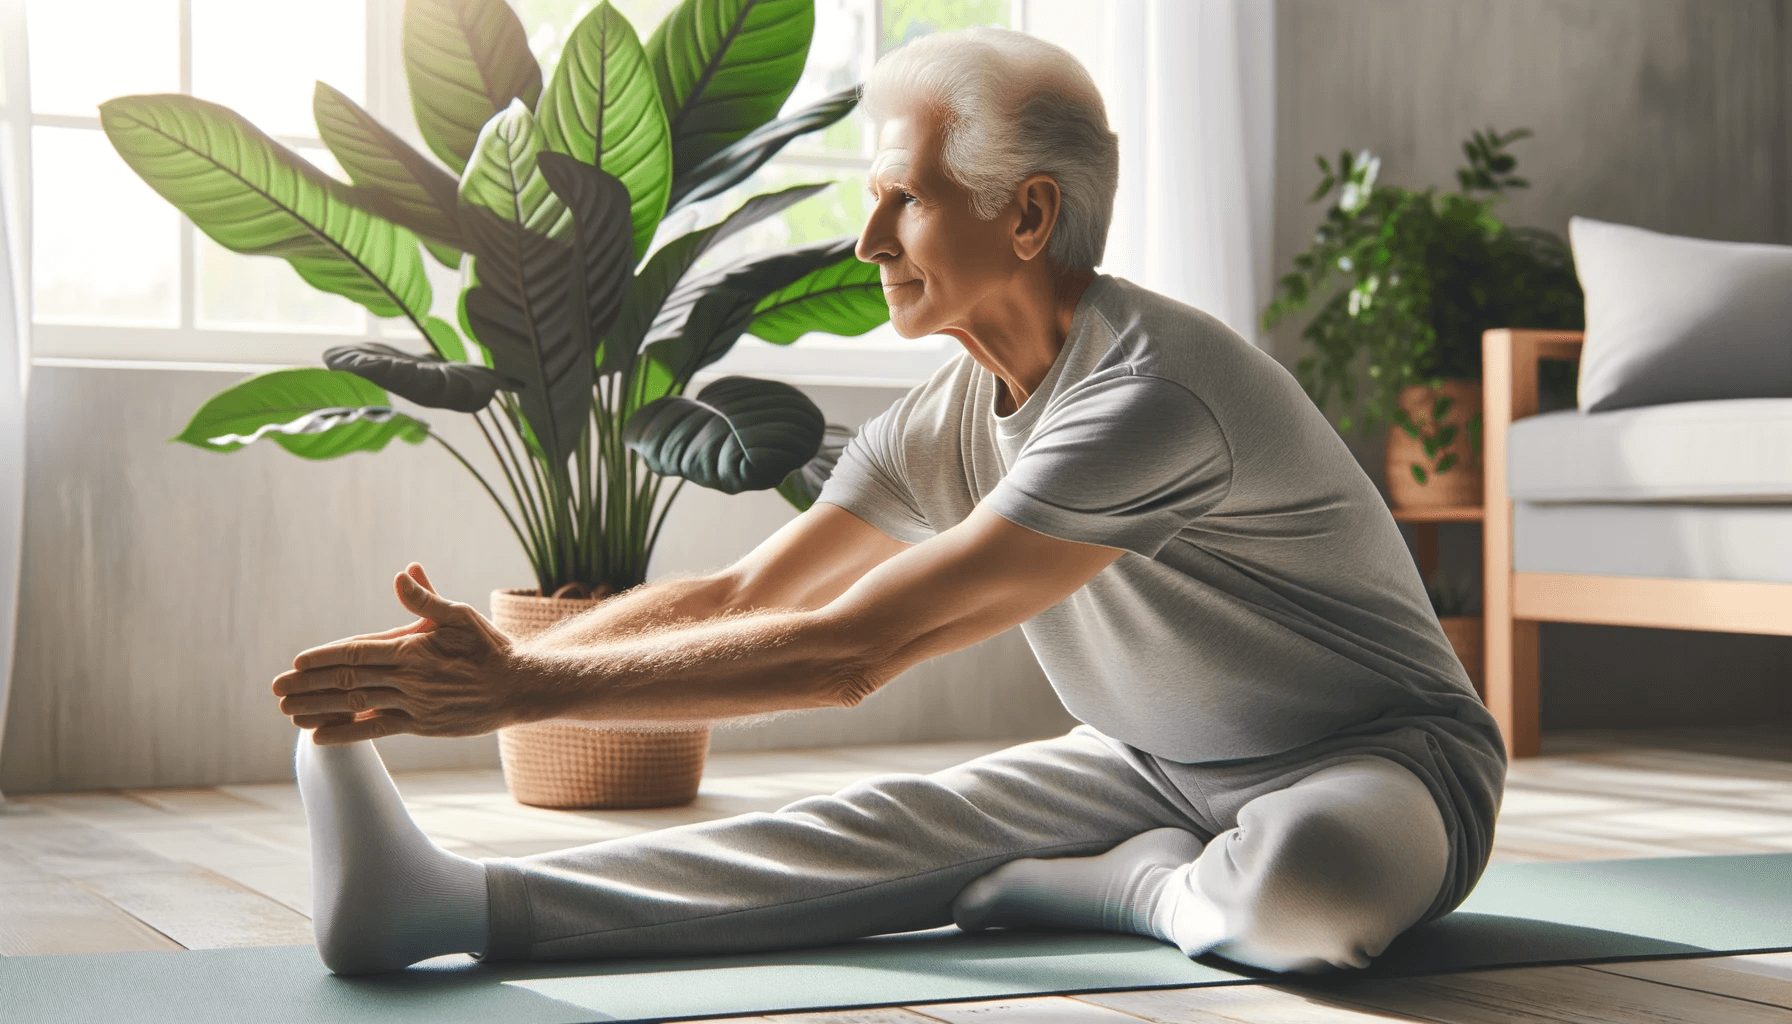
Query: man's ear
1011 173 1062 263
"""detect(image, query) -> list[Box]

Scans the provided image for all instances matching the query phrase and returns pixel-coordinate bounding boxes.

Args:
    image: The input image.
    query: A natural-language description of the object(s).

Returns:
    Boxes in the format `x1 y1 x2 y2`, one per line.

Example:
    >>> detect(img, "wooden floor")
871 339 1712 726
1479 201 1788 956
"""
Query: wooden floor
5 729 1792 1022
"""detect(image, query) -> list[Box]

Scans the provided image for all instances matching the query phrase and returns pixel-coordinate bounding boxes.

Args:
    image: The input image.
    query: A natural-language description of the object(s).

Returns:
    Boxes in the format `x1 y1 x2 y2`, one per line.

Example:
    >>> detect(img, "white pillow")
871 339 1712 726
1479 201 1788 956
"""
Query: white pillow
1571 217 1792 412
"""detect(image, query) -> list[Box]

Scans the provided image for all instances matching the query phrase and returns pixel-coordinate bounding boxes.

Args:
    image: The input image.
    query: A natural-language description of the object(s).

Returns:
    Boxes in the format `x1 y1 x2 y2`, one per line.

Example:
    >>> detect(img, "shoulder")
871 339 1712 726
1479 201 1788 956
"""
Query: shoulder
1085 276 1284 389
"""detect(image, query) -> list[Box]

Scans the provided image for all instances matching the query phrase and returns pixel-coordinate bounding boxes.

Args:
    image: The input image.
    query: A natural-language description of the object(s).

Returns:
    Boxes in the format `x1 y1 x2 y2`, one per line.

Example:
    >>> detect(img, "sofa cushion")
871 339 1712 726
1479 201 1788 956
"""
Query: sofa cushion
1514 502 1792 583
1572 217 1792 412
1508 399 1792 503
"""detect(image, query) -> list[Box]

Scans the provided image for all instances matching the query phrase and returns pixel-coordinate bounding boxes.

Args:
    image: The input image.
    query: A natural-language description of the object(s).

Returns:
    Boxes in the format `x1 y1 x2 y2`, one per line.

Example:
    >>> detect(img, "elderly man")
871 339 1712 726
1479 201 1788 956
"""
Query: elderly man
275 27 1505 978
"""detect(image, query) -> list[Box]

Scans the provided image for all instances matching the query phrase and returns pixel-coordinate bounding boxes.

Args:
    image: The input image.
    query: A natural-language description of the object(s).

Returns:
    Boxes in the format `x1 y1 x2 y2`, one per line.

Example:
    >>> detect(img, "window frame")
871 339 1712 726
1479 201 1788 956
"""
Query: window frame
28 0 1025 388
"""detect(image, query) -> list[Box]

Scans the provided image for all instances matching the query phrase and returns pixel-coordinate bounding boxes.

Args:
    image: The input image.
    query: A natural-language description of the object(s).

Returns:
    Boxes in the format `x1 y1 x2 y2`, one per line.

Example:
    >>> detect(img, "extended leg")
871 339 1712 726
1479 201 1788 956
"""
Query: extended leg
296 734 490 974
481 726 1196 962
953 757 1450 973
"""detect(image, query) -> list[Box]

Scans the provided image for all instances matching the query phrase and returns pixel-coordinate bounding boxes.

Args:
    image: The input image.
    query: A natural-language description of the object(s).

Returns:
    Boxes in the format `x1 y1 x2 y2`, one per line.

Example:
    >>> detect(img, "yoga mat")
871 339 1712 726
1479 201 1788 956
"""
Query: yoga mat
6 853 1791 1024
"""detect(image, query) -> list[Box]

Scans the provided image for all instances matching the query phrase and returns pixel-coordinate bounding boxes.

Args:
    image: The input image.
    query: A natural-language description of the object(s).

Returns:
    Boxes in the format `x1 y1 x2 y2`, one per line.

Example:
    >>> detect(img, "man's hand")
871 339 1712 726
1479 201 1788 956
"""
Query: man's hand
272 563 532 745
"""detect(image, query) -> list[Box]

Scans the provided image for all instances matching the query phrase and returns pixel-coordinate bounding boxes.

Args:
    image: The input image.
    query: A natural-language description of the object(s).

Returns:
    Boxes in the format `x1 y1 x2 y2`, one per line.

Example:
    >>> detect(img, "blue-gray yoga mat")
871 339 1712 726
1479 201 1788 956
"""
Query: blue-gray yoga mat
6 853 1791 1024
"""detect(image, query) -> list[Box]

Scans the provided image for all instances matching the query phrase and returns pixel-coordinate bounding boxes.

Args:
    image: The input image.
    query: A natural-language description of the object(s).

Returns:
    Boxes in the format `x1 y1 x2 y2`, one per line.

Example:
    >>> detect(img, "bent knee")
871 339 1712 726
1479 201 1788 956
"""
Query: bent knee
1199 764 1451 971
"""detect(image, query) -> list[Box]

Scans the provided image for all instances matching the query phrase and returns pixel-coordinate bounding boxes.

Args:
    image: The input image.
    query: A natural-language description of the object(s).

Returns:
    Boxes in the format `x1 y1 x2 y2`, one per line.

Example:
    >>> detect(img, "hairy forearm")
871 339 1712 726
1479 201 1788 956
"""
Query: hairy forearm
524 574 737 653
512 606 889 724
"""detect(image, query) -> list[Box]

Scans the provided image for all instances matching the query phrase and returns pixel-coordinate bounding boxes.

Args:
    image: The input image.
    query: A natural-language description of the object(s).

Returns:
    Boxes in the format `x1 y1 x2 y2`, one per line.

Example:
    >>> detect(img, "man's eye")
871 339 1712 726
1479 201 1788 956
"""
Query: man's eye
899 192 917 204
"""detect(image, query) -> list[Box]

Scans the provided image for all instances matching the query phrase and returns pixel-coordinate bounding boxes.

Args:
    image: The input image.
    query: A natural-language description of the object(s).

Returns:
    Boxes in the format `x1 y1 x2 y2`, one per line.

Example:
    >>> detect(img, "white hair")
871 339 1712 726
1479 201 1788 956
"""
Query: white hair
862 27 1120 271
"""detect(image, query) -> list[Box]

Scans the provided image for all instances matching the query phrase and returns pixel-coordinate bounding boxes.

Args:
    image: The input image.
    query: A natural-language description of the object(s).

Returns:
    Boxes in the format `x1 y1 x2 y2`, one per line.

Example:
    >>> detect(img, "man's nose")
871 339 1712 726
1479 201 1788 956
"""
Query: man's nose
856 202 898 264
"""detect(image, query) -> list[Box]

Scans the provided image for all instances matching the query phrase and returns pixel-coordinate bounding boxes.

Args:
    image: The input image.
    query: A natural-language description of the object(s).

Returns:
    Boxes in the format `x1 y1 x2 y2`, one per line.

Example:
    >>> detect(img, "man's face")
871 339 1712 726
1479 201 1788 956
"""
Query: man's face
856 107 1019 340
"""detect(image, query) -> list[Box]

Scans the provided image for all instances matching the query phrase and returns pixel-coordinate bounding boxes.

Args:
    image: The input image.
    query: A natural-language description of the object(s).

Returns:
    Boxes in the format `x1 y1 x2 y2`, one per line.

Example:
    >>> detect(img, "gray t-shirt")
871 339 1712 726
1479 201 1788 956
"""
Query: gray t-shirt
818 275 1505 769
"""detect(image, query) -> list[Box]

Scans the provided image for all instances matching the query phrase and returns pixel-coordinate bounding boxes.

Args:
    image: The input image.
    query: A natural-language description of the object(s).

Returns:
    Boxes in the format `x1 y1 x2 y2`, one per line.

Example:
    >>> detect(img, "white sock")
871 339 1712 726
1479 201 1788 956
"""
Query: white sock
951 827 1212 948
296 734 490 974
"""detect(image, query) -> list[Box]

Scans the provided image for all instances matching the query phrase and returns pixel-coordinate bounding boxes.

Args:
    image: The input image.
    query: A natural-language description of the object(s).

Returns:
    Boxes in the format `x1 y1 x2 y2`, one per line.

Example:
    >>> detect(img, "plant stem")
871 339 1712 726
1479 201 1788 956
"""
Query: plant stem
428 431 535 565
474 409 549 576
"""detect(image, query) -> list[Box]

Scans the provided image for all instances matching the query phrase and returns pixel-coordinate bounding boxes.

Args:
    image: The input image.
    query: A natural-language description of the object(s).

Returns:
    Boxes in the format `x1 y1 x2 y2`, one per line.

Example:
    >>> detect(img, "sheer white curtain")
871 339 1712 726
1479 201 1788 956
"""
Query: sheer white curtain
0 0 32 803
1029 0 1275 343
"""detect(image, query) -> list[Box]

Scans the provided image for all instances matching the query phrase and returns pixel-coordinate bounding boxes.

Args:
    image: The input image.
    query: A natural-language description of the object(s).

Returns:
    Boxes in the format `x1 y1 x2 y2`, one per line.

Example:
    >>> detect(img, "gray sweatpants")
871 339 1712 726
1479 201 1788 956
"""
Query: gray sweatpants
482 723 1477 972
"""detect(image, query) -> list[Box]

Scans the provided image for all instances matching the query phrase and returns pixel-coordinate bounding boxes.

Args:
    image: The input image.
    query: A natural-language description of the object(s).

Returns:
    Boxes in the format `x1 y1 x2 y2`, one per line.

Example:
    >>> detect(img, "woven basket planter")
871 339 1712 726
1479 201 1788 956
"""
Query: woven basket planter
489 588 710 810
1385 379 1484 510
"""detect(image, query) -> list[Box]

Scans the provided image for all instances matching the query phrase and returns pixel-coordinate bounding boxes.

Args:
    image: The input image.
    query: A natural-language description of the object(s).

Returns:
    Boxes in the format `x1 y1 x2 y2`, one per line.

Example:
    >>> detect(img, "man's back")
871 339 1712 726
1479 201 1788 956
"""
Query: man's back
819 274 1503 766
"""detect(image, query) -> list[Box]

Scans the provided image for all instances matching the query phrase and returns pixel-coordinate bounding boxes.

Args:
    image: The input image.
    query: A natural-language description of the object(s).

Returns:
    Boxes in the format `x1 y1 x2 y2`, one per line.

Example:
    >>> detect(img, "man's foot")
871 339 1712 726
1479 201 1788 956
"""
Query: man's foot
952 827 1207 944
297 734 490 974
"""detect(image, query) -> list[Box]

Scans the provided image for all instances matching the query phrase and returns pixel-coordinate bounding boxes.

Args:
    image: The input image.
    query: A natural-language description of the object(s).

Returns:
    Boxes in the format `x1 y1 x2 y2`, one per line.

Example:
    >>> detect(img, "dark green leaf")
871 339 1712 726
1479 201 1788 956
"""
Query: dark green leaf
322 341 518 412
669 85 859 211
314 81 465 253
537 1 673 260
101 94 430 322
635 237 856 400
776 422 852 511
645 0 814 178
404 0 542 174
171 367 427 459
536 151 635 347
604 183 829 380
1411 464 1427 485
1435 452 1459 474
625 375 824 493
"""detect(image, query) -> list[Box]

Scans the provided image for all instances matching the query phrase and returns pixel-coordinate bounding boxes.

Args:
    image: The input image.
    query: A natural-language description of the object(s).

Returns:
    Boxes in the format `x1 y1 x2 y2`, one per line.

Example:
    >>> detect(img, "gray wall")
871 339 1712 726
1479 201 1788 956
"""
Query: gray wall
1272 0 1792 728
0 368 1071 793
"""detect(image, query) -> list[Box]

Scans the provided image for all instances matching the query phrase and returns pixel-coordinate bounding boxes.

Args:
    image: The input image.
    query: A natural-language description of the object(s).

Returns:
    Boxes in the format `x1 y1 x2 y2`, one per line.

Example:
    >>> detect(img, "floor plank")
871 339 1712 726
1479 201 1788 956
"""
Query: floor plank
0 880 182 955
1080 984 1427 1022
73 865 315 949
1590 958 1792 1010
906 995 1153 1022
1307 963 1792 1024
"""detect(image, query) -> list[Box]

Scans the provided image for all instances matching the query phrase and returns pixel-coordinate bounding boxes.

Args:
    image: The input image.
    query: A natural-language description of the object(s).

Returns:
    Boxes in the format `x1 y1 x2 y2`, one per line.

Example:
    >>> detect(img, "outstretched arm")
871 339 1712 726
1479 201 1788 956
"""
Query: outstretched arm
275 503 1120 743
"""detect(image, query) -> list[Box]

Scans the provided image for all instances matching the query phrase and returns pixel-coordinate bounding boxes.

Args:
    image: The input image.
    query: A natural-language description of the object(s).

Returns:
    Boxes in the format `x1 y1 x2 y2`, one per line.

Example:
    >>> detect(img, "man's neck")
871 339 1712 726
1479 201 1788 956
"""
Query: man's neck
953 268 1097 416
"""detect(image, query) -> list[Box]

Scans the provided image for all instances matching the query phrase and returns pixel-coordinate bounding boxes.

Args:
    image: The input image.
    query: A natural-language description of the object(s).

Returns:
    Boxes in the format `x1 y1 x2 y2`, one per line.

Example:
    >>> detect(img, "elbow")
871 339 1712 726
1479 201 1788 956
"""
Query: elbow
821 671 886 709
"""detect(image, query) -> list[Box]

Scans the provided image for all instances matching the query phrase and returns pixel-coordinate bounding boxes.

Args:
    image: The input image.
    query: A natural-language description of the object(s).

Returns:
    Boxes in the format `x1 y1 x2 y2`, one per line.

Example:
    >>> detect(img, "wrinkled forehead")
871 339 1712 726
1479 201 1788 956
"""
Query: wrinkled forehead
868 109 948 186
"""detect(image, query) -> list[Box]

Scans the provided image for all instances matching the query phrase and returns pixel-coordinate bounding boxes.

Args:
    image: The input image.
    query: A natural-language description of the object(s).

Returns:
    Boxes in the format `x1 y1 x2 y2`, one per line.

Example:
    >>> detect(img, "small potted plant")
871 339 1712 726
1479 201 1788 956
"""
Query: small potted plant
1262 128 1583 508
102 0 887 808
1427 570 1484 698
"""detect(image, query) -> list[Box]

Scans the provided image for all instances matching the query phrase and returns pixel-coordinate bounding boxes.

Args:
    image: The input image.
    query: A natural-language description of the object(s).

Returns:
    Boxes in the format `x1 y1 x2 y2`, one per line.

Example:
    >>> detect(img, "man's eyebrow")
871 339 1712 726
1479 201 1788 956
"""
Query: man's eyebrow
866 177 919 198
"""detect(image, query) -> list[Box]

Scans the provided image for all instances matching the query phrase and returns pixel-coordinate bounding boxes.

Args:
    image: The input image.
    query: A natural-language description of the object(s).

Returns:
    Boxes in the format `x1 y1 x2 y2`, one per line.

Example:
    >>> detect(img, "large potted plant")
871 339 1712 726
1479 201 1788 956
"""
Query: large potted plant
100 0 888 808
1262 128 1583 508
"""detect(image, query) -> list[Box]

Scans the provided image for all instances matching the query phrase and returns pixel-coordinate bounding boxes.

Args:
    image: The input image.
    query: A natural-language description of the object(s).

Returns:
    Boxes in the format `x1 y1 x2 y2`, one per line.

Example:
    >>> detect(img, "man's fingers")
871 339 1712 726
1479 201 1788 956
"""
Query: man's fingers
309 710 414 746
406 563 438 595
289 637 408 674
395 570 458 624
279 685 409 718
347 619 431 643
292 712 356 730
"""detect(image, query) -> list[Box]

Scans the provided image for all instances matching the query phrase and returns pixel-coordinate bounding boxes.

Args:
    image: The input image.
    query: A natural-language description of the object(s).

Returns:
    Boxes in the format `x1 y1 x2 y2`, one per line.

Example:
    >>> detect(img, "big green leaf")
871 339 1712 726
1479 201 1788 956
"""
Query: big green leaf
404 0 543 174
459 100 571 239
323 342 519 413
645 0 814 178
602 182 827 380
748 248 886 343
538 1 673 261
314 82 465 258
625 375 824 493
101 94 431 322
669 85 858 211
171 368 428 460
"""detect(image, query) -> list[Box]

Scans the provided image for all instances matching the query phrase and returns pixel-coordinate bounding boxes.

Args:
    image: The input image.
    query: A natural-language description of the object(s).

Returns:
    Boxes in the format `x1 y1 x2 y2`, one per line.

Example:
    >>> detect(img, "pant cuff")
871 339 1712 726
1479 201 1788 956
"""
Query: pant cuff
476 859 535 962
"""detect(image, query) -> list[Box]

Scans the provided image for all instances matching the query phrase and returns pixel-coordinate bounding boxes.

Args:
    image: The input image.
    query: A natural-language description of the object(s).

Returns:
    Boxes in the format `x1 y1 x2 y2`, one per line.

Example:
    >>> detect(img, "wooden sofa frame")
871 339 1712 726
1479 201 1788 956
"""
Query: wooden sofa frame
1483 329 1792 757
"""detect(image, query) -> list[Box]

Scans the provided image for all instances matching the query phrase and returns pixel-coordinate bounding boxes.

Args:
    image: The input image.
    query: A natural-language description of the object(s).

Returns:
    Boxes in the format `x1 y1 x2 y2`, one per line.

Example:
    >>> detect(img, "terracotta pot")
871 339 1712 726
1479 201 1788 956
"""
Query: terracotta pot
1385 379 1484 510
489 588 710 810
1438 614 1485 700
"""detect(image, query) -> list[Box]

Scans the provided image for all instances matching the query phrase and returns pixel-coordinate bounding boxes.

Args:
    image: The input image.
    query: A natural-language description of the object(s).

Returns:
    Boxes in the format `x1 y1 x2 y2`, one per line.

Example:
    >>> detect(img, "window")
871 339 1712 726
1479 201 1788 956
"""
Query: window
28 0 1016 385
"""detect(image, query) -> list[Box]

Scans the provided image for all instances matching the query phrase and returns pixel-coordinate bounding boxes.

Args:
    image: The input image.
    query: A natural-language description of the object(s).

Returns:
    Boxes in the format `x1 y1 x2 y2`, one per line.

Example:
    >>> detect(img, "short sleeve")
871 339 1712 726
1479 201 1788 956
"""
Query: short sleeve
815 401 935 544
985 373 1232 557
